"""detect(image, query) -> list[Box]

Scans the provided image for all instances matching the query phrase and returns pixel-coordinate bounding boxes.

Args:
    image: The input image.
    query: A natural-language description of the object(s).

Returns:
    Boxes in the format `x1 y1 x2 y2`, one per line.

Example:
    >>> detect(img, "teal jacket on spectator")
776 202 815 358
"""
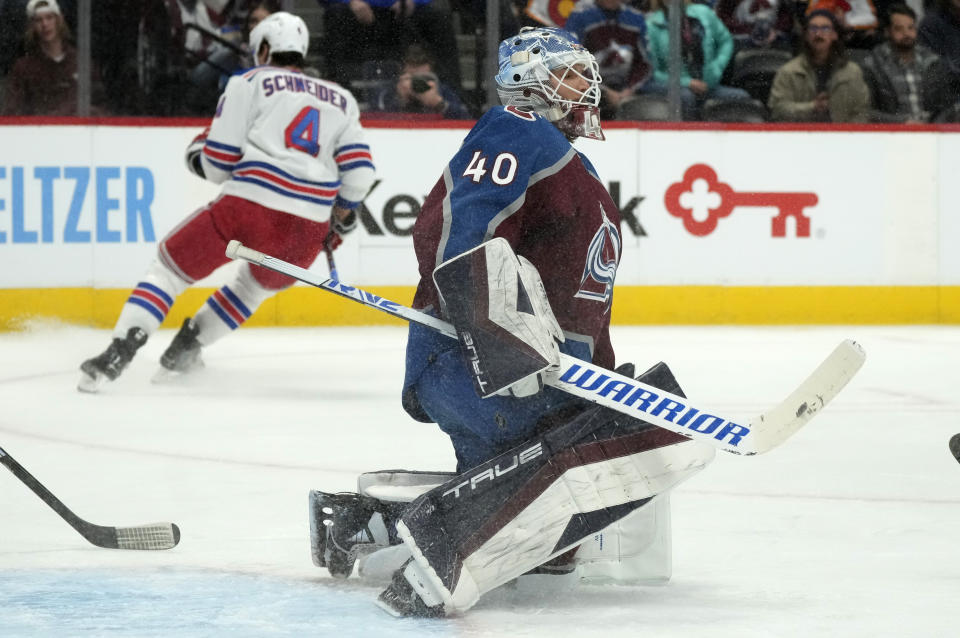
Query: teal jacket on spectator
647 4 735 88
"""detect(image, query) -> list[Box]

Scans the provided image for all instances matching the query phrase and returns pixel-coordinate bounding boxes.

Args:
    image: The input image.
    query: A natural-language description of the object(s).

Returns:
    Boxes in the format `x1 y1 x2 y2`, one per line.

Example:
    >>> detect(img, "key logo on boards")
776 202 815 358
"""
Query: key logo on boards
665 164 818 237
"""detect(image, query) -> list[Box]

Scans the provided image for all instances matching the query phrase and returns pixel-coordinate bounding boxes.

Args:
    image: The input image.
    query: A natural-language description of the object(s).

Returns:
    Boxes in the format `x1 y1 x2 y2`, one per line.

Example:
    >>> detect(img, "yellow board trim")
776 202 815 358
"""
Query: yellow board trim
2 286 960 331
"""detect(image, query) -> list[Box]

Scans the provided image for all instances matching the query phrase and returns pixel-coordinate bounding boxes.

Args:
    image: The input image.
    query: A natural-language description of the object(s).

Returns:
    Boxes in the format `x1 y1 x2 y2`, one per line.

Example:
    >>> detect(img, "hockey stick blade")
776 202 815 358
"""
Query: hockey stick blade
226 241 865 455
950 433 960 464
0 445 180 550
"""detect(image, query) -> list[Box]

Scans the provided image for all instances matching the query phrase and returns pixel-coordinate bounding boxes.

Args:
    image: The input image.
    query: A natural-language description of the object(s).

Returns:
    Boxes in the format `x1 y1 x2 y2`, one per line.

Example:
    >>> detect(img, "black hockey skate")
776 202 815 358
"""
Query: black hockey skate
78 327 148 393
375 562 444 618
159 318 203 373
308 490 396 578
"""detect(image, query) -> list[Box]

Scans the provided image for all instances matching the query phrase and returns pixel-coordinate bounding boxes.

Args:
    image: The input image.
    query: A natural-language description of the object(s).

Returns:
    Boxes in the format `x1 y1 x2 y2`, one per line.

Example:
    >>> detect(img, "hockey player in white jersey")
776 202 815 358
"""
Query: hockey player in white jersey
78 11 375 392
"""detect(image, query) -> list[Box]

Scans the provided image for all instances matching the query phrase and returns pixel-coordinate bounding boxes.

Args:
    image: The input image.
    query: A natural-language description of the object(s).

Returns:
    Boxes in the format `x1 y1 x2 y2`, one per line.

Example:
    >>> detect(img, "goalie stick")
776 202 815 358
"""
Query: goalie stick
950 433 960 464
226 240 865 456
0 445 180 550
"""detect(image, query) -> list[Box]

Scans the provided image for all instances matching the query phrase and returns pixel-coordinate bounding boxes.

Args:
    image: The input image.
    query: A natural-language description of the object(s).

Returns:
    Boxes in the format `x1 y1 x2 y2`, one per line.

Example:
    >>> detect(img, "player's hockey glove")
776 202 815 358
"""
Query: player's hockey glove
325 206 358 251
184 127 210 179
331 207 358 237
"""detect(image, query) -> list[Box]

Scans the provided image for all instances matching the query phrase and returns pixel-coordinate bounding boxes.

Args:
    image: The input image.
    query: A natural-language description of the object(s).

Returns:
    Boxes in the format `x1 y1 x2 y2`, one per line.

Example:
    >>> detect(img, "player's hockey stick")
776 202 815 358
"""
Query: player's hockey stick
0 445 180 550
322 231 339 281
950 433 960 464
226 240 865 456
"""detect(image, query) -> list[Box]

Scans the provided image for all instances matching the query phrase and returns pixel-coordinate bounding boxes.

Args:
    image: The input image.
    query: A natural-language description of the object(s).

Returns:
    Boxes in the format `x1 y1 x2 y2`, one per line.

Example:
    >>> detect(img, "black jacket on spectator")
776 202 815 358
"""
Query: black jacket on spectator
861 41 940 122
919 2 960 76
921 56 960 119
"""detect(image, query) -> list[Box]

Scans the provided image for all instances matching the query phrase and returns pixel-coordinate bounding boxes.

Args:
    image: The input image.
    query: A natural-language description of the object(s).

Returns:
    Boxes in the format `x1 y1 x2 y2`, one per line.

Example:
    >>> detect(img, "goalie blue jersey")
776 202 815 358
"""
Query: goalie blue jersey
403 106 622 423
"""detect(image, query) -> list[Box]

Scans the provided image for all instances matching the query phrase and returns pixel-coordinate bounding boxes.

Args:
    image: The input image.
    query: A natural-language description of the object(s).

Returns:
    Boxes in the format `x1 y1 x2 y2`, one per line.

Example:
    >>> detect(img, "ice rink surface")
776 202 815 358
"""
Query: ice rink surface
1 323 958 637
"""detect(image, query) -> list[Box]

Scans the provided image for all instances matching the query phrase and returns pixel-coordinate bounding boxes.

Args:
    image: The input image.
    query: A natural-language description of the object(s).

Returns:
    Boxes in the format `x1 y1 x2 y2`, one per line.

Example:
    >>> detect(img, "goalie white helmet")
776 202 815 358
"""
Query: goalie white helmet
249 11 309 61
495 27 604 140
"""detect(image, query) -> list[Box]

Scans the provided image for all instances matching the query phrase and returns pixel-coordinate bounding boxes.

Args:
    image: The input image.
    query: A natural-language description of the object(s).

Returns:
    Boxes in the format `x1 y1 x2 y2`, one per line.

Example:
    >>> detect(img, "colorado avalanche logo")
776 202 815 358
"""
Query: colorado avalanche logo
575 204 620 312
595 42 634 86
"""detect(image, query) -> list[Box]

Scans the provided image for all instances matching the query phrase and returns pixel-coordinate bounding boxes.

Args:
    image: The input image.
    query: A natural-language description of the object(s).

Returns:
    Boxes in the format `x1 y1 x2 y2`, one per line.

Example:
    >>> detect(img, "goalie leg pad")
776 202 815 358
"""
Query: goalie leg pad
575 493 673 585
390 362 716 615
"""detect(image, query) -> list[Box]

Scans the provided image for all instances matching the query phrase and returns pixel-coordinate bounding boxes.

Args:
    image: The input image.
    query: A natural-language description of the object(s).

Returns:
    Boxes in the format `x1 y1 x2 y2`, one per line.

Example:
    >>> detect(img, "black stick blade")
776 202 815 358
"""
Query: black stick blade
950 434 960 463
1 445 180 550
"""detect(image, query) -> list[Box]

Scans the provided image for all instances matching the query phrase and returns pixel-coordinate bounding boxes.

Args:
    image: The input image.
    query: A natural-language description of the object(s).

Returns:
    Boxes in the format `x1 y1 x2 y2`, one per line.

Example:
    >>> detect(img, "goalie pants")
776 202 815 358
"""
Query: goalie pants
112 194 332 343
411 327 584 472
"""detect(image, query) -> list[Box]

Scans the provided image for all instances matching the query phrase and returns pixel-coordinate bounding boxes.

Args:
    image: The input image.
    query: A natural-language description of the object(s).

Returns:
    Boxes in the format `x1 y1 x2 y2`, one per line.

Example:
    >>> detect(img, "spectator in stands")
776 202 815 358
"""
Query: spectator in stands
88 1 141 115
806 0 880 48
246 0 281 32
714 0 796 51
919 0 960 78
316 0 461 94
371 44 471 118
564 0 652 118
0 1 29 79
232 1 282 72
1 0 74 76
642 0 750 119
459 0 519 41
861 3 939 122
2 0 107 116
768 9 870 121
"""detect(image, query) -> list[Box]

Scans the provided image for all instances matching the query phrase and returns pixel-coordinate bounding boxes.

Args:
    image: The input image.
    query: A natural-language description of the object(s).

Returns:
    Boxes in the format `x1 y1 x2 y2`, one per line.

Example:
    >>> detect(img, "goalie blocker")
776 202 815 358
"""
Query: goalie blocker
382 361 713 616
433 237 565 398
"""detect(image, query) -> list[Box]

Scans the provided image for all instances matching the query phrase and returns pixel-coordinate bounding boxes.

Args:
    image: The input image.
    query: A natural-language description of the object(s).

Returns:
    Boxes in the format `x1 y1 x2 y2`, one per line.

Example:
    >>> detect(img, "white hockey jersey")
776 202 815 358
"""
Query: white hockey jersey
199 66 375 223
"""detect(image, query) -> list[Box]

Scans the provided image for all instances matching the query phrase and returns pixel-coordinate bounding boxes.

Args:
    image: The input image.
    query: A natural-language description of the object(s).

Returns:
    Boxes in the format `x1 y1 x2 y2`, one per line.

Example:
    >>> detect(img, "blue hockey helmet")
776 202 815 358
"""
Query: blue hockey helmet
495 27 604 140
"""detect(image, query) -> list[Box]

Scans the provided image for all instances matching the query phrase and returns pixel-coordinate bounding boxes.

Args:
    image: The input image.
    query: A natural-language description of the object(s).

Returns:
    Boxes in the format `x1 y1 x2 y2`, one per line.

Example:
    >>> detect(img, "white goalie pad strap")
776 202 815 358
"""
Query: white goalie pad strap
358 470 456 503
402 554 453 610
398 438 714 615
357 544 414 583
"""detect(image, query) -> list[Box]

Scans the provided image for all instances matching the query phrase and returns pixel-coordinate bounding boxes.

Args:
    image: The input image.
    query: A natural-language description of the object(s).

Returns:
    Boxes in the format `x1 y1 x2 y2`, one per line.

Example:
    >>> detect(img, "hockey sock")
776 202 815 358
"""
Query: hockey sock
112 260 189 340
192 265 273 346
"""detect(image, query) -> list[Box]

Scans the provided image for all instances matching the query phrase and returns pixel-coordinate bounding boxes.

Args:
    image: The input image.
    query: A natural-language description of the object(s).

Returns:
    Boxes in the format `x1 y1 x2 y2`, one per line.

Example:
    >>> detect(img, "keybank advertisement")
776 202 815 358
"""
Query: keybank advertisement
0 124 955 288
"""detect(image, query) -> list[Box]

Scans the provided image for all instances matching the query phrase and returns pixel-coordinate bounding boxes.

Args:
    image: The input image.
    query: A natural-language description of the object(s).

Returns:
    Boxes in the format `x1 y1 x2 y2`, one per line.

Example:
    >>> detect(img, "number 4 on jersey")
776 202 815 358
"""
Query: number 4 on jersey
285 106 321 156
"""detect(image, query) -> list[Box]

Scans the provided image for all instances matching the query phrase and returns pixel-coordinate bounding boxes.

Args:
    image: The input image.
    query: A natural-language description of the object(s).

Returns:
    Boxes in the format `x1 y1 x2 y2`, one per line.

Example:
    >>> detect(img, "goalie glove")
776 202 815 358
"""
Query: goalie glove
433 237 564 398
184 127 210 179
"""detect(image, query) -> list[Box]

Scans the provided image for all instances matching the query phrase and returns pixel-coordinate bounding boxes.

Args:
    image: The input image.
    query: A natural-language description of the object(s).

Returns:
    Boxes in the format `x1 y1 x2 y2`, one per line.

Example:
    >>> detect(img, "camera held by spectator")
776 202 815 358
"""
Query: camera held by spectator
372 44 470 118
